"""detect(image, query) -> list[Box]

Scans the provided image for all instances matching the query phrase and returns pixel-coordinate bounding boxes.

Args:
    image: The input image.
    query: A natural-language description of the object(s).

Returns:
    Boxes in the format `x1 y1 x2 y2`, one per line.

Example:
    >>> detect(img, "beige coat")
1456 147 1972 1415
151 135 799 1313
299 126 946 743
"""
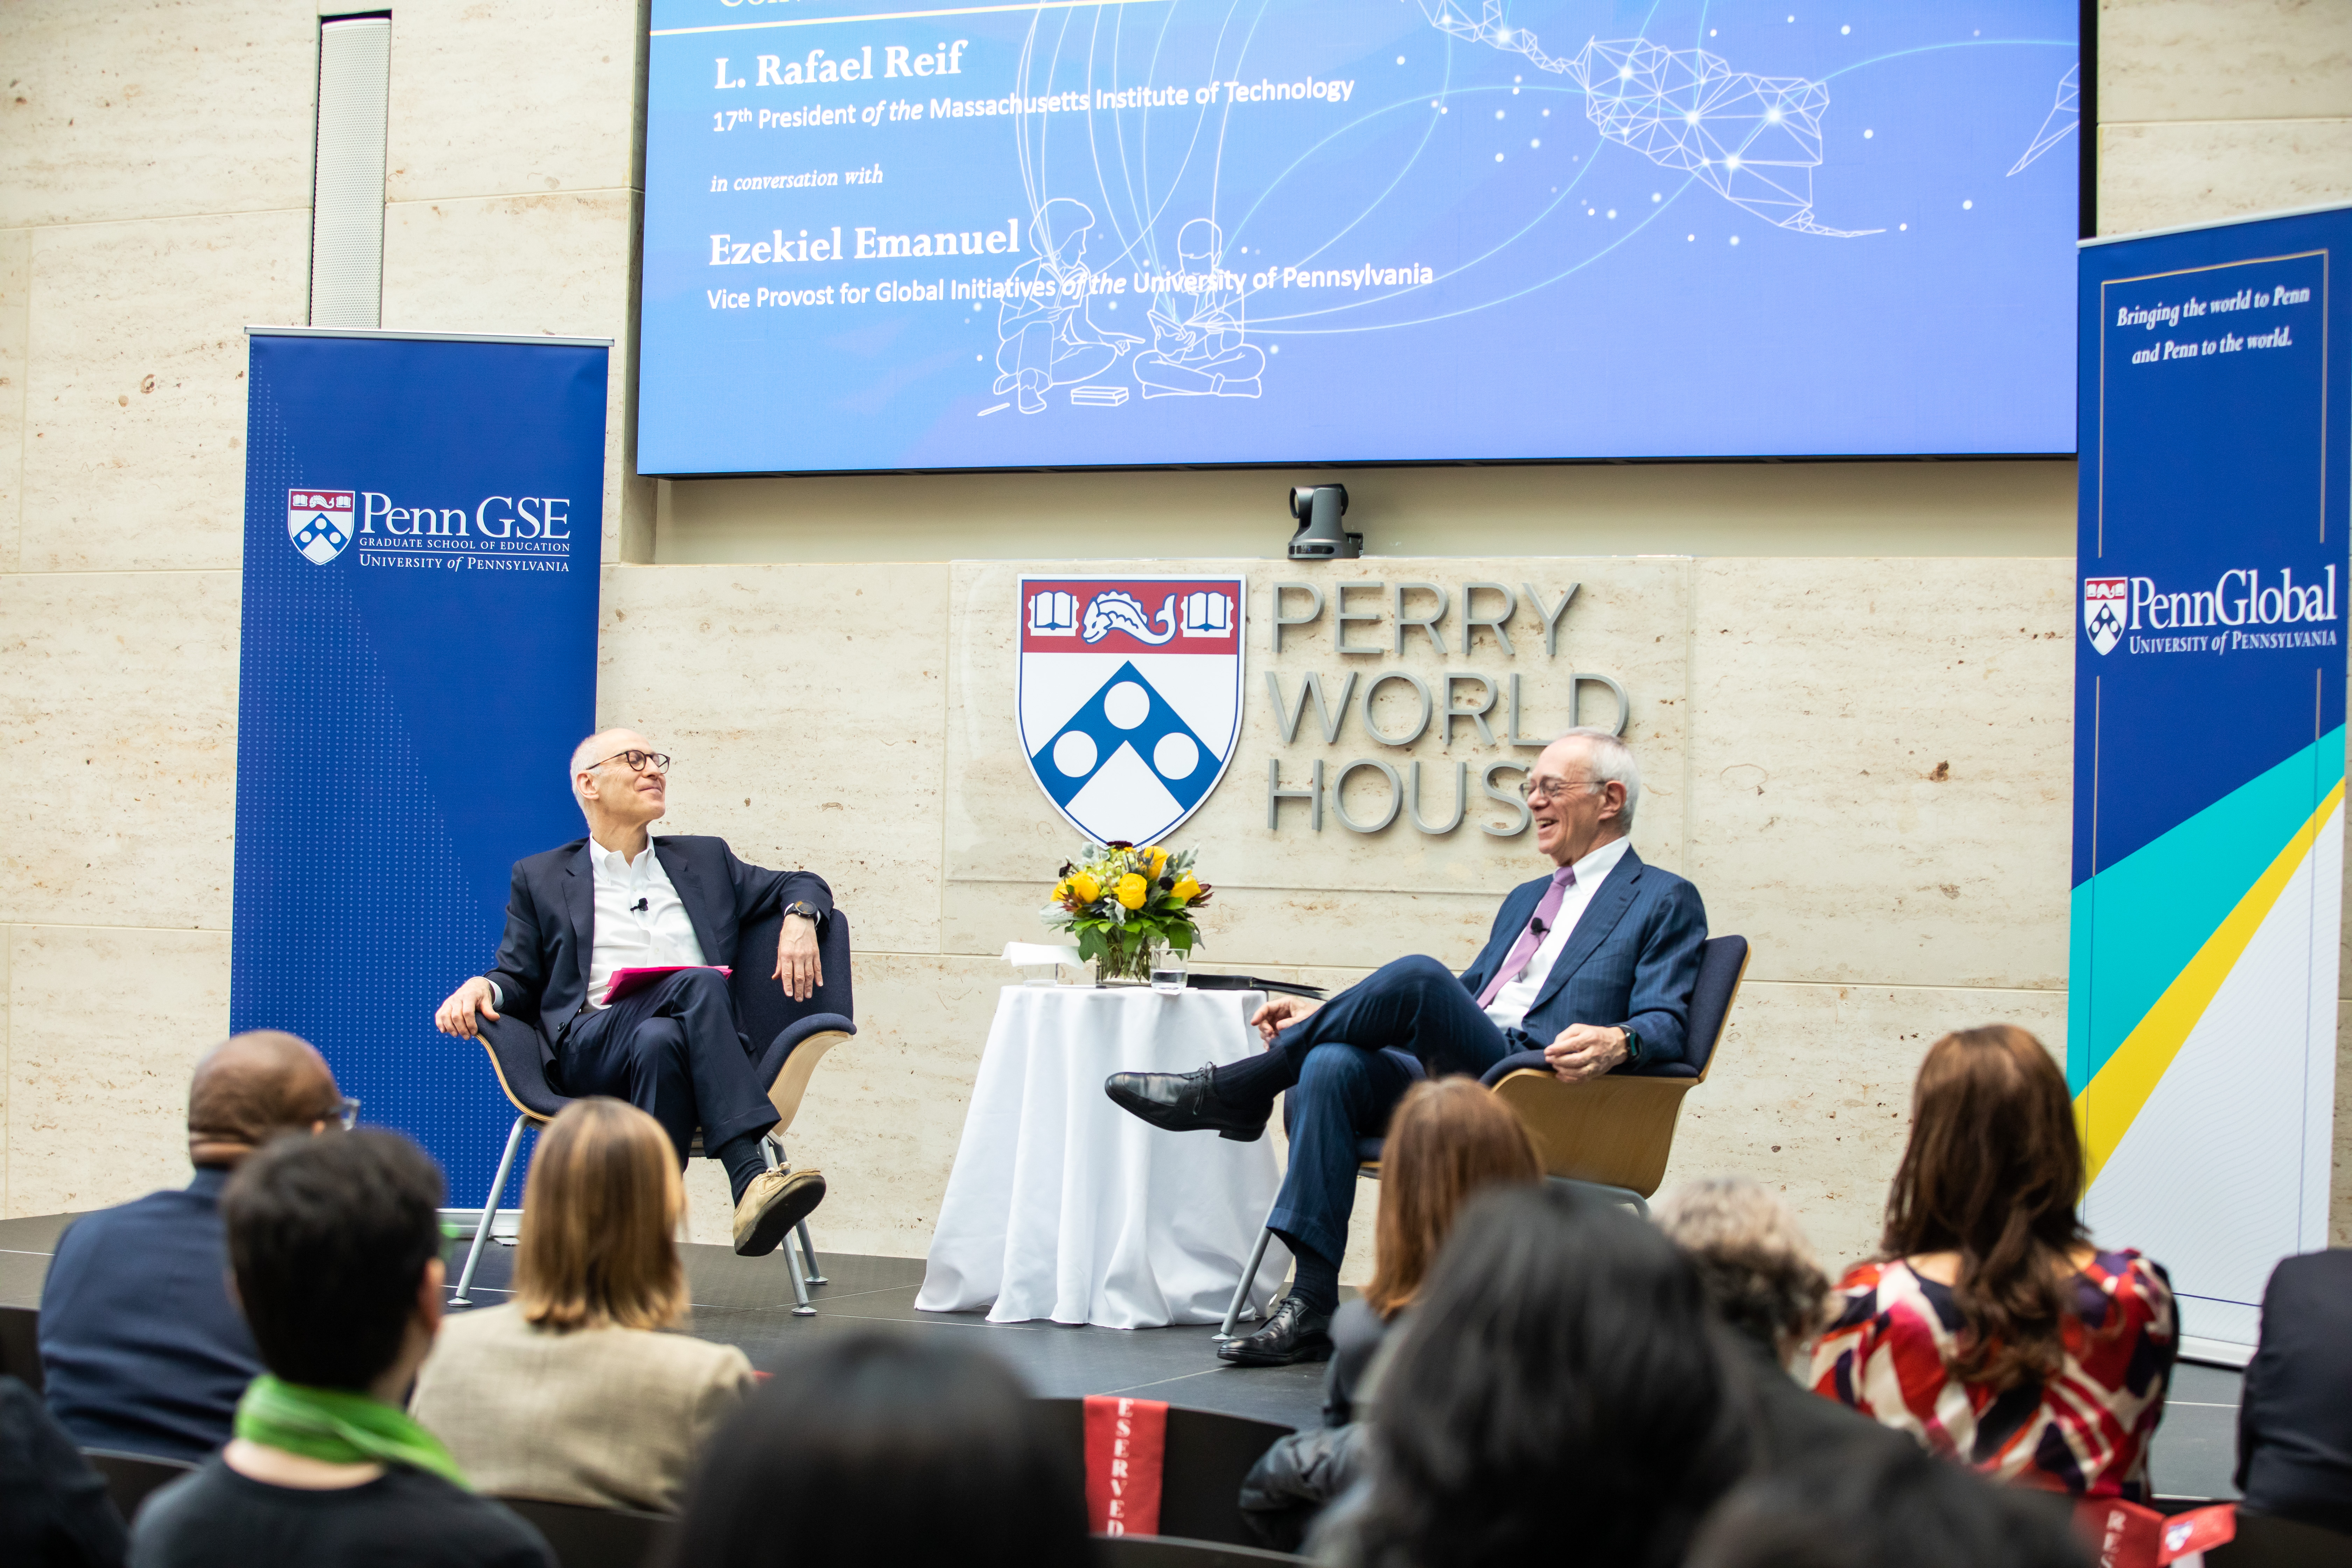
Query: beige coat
409 1302 754 1512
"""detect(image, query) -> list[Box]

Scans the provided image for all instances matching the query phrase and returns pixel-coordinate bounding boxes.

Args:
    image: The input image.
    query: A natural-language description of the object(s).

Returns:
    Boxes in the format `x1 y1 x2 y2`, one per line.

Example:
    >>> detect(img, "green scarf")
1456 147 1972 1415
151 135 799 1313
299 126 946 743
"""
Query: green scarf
233 1375 472 1491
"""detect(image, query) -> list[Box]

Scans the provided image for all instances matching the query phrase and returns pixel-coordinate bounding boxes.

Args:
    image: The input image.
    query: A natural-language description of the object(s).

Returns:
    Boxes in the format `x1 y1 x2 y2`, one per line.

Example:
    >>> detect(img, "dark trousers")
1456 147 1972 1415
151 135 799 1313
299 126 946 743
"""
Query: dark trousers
1222 955 1527 1265
553 968 778 1166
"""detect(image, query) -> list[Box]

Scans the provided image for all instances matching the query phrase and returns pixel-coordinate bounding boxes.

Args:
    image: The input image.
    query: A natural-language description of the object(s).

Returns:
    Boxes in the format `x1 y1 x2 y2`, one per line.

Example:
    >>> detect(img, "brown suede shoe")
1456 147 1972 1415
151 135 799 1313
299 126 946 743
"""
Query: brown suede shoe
733 1167 826 1256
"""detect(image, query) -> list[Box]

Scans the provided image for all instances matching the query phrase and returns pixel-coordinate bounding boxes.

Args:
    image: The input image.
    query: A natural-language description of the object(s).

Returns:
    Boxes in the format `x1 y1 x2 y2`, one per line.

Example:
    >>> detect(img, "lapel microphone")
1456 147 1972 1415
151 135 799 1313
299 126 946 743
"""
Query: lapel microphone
631 897 650 913
1530 916 1549 938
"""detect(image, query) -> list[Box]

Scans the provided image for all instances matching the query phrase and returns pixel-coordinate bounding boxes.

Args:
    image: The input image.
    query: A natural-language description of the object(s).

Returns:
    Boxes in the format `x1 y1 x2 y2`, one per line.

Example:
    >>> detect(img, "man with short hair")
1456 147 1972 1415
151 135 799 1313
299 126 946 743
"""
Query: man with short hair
130 1129 554 1568
40 1030 347 1461
1107 729 1708 1365
434 728 832 1256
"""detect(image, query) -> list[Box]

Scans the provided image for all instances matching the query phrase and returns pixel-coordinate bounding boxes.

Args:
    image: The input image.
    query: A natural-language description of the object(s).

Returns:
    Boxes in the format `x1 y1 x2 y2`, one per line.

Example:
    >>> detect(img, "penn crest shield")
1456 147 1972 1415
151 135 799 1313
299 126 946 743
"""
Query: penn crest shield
1018 575 1245 846
2083 575 2127 655
288 489 356 565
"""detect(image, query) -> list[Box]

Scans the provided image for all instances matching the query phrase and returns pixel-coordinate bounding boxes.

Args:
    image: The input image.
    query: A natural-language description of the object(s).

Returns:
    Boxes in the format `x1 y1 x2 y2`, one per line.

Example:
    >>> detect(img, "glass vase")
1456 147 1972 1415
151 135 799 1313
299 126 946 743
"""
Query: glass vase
1099 930 1161 985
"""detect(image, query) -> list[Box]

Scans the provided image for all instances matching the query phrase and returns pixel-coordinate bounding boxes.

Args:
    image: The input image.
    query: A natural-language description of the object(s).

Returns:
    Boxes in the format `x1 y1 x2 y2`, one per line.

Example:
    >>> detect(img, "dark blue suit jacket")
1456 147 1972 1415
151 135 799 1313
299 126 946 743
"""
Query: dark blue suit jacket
484 834 831 1061
1457 845 1709 1069
37 1168 260 1462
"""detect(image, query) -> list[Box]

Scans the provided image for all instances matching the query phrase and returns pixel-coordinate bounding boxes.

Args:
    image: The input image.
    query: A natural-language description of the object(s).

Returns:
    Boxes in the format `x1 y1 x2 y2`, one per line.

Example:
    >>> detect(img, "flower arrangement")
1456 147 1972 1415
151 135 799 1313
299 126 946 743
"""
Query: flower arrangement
1043 842 1212 984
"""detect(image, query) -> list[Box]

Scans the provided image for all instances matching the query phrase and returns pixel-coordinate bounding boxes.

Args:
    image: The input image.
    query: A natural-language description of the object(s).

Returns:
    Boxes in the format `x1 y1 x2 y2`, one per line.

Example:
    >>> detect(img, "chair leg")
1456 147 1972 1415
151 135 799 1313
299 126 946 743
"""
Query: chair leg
783 1228 816 1316
795 1220 827 1286
1218 1193 1283 1340
453 1115 527 1308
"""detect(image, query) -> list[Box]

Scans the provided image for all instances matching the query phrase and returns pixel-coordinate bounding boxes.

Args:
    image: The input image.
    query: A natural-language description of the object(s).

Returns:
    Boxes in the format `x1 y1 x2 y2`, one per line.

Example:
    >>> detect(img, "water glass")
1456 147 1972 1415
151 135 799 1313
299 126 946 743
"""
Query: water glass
1150 946 1188 994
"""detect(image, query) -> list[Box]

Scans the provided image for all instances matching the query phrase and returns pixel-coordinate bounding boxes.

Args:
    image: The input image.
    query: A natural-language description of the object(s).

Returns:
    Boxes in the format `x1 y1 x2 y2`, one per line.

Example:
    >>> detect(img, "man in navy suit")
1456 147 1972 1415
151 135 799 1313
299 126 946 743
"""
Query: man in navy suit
1108 728 1707 1365
434 728 834 1257
39 1030 345 1460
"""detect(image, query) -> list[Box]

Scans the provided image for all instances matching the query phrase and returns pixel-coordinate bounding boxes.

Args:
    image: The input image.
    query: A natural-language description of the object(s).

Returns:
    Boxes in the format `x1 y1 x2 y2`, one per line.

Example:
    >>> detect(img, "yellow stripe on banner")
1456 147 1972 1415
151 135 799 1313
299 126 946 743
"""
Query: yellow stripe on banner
2078 778 2344 1184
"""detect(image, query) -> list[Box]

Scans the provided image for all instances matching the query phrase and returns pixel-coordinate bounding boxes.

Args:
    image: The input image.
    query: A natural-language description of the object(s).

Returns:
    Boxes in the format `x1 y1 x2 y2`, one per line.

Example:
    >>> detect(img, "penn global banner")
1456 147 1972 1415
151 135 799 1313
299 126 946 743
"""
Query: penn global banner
2071 205 2350 1353
233 328 608 1207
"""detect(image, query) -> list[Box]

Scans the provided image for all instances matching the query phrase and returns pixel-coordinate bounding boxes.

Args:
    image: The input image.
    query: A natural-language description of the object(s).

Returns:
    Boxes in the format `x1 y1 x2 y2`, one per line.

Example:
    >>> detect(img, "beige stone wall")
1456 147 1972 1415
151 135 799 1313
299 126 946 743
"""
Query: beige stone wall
1 1 2346 1275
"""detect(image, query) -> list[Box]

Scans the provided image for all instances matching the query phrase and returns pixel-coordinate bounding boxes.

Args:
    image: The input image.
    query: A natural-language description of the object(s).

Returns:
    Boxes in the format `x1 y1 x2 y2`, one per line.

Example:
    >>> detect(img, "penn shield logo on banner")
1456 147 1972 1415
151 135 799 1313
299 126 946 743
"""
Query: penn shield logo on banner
2084 575 2127 655
288 489 355 565
1018 576 1246 846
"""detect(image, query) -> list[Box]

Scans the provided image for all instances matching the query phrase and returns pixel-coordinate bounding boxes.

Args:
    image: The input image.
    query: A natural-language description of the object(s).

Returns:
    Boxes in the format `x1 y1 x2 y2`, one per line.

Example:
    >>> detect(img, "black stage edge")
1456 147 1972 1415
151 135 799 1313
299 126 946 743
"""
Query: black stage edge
0 1211 2245 1498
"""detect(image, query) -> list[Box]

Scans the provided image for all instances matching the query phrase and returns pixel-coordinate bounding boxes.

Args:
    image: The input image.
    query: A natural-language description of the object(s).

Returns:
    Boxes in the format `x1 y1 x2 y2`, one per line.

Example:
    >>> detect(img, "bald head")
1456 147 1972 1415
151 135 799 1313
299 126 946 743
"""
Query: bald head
188 1031 342 1169
570 727 670 841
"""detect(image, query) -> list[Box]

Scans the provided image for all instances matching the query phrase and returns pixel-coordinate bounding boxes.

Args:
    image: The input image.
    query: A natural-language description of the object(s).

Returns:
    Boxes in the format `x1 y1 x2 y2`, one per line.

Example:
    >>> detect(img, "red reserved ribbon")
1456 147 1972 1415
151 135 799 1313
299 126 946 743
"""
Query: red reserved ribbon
1084 1394 1167 1536
2074 1498 2236 1567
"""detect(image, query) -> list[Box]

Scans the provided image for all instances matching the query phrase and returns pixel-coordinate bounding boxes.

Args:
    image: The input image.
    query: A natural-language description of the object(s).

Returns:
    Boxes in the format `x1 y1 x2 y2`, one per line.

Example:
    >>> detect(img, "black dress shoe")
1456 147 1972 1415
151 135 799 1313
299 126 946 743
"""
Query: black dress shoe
1104 1064 1270 1142
1218 1296 1334 1367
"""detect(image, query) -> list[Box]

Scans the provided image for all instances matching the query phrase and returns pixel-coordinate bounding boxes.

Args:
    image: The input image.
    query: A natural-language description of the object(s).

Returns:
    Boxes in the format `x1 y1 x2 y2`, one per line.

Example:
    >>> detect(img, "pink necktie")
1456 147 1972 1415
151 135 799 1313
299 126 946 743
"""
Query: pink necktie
1477 865 1576 1008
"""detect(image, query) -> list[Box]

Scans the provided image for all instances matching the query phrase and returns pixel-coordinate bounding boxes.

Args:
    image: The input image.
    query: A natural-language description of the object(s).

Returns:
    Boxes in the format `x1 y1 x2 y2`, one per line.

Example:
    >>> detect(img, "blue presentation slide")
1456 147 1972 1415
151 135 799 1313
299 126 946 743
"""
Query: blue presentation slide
639 0 2079 472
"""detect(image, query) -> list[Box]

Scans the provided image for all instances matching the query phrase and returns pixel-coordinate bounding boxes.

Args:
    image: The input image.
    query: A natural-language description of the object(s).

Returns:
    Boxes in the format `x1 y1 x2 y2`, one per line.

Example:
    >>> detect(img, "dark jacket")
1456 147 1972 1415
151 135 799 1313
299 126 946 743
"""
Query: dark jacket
1239 1302 1396 1551
1457 848 1709 1066
0 1375 126 1567
483 834 831 1063
38 1169 261 1463
2236 1248 2352 1535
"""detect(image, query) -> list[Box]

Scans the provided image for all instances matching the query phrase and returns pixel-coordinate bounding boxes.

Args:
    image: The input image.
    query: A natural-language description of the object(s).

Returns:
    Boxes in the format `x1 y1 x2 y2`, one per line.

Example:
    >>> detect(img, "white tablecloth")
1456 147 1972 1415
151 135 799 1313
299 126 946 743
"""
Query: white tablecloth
916 985 1294 1328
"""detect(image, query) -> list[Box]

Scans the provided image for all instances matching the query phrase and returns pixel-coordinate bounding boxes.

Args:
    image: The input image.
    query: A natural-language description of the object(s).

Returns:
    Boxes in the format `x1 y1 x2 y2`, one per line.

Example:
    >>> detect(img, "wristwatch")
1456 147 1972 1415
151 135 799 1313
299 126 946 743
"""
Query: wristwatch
1618 1026 1643 1066
783 900 822 926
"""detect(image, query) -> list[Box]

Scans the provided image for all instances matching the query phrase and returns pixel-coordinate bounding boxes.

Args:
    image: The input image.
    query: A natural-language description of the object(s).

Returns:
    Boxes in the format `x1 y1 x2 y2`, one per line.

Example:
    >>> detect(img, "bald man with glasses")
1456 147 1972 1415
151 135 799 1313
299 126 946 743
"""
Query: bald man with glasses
1106 727 1707 1367
434 728 833 1257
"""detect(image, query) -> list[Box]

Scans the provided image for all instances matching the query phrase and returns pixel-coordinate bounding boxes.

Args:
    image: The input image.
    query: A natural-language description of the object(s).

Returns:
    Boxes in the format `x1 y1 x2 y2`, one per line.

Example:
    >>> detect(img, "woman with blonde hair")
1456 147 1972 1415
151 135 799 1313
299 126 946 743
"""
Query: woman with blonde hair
1241 1077 1540 1547
1808 1026 2176 1499
410 1097 754 1511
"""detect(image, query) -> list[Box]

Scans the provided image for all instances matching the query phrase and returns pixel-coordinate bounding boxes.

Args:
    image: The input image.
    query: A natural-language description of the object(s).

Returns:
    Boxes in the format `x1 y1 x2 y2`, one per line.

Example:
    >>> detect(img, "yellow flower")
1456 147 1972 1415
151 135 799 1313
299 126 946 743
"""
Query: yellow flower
1070 873 1101 904
1143 846 1170 877
1114 873 1149 910
1171 874 1201 902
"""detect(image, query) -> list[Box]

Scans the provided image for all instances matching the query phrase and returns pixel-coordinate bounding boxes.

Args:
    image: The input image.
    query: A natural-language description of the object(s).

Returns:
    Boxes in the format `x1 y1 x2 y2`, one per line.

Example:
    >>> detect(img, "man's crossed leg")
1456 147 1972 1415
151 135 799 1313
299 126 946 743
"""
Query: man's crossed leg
1106 955 1525 1363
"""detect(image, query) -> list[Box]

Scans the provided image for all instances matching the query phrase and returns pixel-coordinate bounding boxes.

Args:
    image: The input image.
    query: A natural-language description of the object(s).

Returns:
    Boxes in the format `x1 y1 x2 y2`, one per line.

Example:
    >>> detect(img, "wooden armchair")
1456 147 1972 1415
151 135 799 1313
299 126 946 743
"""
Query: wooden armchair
1480 935 1750 1215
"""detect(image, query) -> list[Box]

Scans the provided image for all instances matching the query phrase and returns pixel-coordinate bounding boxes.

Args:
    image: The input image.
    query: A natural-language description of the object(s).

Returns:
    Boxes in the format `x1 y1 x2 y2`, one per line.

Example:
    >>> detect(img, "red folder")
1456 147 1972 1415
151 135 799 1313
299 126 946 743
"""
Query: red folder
601 965 730 1005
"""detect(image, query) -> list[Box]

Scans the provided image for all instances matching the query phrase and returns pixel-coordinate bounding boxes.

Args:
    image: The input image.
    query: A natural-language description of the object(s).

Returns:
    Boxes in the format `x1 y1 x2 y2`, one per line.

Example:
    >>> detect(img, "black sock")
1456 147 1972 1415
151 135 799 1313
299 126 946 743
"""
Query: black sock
715 1131 770 1206
1209 1051 1286 1111
1280 1234 1341 1317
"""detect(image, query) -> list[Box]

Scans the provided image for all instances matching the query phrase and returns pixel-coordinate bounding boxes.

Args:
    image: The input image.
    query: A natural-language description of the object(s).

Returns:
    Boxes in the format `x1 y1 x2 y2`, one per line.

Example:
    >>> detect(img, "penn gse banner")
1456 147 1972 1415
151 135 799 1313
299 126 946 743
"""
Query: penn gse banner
234 329 607 1205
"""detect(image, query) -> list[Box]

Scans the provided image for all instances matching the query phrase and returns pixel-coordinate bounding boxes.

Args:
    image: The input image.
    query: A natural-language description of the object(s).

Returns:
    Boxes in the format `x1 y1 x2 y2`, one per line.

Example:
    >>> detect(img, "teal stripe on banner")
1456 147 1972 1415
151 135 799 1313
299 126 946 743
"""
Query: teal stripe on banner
2069 727 2344 1092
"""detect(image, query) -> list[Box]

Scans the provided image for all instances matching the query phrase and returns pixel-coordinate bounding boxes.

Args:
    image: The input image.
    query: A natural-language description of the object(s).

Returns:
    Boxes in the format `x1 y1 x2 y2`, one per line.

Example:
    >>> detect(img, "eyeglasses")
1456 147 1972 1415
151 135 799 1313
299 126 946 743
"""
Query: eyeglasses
336 1097 360 1131
587 749 670 776
1518 777 1598 804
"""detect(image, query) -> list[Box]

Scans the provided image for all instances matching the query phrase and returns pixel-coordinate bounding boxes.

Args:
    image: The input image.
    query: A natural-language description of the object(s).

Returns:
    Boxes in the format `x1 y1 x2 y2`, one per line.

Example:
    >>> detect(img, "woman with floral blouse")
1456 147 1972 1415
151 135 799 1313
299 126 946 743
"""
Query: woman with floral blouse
1809 1024 2175 1499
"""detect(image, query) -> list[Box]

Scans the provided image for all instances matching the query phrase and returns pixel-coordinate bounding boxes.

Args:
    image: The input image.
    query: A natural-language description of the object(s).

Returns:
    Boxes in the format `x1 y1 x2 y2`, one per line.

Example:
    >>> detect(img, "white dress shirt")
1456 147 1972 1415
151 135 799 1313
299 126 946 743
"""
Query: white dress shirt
582 837 708 1008
1482 834 1634 1033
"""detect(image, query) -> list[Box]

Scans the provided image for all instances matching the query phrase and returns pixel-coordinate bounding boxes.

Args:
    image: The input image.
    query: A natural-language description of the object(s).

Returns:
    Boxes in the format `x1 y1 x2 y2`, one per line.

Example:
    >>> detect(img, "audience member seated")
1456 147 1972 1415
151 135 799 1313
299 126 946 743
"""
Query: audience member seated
410 1098 755 1511
1240 1078 1539 1549
2234 1245 2352 1536
1655 1176 1917 1469
129 1130 554 1568
41 1031 345 1461
1683 1440 2090 1568
1318 1185 1750 1568
666 1332 1089 1568
1808 1025 2174 1499
1 1374 126 1568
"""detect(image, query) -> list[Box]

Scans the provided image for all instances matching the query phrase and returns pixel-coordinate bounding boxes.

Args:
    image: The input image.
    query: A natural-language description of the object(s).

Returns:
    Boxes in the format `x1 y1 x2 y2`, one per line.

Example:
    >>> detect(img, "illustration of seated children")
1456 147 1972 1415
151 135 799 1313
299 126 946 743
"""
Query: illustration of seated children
1134 219 1265 399
995 198 1142 414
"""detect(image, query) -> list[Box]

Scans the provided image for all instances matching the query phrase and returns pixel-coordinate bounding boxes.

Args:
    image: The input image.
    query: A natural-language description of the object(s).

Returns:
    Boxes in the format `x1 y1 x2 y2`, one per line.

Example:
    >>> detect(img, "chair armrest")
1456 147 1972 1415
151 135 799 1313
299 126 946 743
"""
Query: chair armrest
1487 1069 1699 1196
753 1014 858 1138
1477 1049 1699 1088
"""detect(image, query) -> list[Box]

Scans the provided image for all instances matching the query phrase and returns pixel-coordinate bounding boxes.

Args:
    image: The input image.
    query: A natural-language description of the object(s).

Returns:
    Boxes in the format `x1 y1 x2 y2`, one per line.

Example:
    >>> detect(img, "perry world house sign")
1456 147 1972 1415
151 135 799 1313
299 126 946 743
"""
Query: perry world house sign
1018 575 1247 846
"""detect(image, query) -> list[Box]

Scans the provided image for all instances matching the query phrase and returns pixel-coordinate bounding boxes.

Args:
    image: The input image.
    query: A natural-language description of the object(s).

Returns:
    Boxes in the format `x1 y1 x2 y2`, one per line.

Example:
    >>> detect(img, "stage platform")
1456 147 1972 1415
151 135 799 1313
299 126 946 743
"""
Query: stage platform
0 1210 2246 1499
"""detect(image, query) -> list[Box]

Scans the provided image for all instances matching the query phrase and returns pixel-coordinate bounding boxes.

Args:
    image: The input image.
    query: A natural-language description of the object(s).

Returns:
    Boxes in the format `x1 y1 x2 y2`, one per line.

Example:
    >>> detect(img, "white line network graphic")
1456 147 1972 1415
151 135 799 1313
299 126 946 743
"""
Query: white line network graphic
2008 63 2079 176
1414 0 1876 236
